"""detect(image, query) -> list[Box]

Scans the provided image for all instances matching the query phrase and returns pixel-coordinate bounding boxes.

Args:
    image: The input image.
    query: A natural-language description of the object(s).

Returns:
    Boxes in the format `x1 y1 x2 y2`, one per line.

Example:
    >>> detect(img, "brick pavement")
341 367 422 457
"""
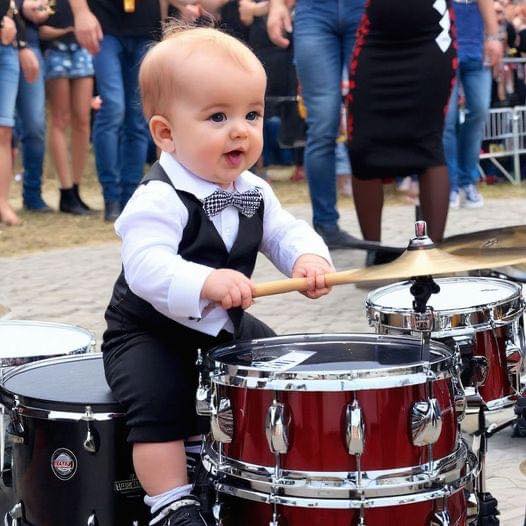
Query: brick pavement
0 198 525 524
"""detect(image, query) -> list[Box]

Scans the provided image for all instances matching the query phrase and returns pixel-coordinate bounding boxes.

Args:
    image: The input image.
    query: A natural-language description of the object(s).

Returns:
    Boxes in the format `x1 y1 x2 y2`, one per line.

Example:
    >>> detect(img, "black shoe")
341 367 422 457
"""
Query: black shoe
59 188 90 216
365 247 404 267
314 224 373 250
104 200 122 222
72 184 97 214
155 496 210 526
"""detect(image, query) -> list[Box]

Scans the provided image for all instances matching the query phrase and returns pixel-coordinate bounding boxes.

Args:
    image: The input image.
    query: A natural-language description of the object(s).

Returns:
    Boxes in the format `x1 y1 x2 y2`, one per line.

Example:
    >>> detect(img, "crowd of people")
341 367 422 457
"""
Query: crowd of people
0 0 525 242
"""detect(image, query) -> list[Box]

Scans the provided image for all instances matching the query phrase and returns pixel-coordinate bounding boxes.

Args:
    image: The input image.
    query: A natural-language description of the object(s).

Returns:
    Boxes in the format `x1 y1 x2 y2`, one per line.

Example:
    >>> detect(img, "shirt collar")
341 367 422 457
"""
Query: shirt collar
158 152 257 199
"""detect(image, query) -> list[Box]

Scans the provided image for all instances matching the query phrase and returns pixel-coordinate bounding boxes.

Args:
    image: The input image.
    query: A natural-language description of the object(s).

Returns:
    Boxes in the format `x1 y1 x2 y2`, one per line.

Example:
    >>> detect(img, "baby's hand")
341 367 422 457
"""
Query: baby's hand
201 269 255 310
292 254 334 299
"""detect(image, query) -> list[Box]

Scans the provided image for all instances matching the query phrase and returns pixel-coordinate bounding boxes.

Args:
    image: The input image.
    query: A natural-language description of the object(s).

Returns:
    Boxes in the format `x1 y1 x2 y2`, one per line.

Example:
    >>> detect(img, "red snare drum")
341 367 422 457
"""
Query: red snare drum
201 334 468 503
366 277 525 411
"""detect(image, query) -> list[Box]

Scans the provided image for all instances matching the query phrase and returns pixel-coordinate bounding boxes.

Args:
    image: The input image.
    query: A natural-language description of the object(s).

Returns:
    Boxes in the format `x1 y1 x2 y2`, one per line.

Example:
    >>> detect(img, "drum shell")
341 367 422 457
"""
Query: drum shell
8 412 148 526
219 375 457 472
218 487 467 526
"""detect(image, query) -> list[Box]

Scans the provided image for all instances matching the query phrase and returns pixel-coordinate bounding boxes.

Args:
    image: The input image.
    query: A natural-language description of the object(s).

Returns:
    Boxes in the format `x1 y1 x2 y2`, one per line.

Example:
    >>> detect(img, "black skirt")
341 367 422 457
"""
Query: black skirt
347 0 457 179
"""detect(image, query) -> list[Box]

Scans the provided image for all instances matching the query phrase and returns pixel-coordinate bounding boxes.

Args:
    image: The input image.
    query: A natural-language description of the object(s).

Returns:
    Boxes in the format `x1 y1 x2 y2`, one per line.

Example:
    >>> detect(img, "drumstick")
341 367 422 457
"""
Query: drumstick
253 269 362 298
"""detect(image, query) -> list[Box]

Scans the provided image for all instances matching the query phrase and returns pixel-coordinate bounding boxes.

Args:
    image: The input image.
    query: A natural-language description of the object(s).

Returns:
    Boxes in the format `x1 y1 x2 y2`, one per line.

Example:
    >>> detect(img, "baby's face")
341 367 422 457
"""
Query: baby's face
166 52 266 188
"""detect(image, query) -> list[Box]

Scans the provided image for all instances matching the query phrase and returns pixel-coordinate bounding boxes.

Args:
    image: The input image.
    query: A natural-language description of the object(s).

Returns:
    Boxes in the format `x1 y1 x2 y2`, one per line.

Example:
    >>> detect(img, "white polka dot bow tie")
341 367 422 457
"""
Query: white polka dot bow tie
202 188 263 219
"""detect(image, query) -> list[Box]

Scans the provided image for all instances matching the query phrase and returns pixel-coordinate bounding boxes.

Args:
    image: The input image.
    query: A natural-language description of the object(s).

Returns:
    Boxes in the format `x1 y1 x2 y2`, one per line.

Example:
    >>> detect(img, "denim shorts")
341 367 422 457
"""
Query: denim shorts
0 44 20 127
44 42 94 80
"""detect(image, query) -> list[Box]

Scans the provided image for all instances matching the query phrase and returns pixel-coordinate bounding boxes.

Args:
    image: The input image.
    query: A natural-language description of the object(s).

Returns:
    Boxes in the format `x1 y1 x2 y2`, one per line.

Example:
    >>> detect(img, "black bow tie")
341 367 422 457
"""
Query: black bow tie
202 188 263 219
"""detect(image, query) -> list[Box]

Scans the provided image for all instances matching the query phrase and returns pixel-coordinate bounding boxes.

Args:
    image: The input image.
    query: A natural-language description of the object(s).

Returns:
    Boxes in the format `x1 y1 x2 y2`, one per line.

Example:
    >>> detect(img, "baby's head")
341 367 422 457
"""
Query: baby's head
139 25 267 188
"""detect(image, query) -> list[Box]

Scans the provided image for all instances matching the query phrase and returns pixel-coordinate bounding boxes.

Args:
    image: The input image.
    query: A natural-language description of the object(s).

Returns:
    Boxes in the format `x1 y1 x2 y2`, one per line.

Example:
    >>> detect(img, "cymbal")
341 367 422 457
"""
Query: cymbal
439 224 526 253
253 223 526 298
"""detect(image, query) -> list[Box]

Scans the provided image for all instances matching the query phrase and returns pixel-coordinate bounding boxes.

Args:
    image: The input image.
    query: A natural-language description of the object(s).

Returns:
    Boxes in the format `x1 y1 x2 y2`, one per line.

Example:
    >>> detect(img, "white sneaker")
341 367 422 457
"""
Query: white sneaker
460 184 484 209
449 190 460 209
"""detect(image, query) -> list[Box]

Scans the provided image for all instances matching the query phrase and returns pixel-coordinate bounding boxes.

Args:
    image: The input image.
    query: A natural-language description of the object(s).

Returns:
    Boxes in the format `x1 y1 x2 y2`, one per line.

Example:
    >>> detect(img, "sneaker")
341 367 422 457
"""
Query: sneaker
460 184 484 209
153 496 210 526
449 190 460 209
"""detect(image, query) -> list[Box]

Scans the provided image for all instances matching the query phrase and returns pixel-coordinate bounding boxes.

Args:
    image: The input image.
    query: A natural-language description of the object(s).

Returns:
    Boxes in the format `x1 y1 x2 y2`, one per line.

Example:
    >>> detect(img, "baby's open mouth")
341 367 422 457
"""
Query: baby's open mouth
225 150 244 167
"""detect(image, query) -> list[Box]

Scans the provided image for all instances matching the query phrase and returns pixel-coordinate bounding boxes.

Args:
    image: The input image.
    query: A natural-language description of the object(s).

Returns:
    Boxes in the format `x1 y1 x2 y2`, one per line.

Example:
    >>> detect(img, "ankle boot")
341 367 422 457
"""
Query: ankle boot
72 184 95 213
59 188 90 216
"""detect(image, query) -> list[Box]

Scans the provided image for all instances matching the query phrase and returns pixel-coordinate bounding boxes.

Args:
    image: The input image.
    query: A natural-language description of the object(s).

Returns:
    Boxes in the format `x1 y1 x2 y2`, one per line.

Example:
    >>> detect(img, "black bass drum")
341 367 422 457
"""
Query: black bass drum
0 354 149 526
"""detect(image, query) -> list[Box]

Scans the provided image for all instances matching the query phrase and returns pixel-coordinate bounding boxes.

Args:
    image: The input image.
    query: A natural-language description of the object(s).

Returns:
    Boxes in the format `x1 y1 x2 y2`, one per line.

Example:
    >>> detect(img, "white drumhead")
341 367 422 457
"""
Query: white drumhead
0 321 94 360
368 277 521 312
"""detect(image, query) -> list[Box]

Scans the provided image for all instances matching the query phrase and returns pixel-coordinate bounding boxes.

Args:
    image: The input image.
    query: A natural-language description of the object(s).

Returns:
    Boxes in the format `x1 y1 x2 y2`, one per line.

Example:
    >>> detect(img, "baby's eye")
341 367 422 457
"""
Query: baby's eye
246 111 261 121
209 112 226 123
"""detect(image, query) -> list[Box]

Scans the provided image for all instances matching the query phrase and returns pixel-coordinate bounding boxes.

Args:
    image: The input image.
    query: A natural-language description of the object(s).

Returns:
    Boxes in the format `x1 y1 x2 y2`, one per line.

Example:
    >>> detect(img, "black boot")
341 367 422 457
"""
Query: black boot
72 184 96 213
59 188 90 216
154 496 210 526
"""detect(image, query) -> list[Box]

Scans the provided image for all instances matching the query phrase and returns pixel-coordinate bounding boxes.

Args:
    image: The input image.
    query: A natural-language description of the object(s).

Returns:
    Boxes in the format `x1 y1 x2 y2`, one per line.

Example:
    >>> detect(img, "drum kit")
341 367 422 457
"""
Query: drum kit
0 221 524 525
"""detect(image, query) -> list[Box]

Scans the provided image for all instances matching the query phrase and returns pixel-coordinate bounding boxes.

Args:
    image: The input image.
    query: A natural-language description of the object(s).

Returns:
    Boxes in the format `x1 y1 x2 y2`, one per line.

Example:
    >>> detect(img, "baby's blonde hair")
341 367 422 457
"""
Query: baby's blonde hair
139 22 264 121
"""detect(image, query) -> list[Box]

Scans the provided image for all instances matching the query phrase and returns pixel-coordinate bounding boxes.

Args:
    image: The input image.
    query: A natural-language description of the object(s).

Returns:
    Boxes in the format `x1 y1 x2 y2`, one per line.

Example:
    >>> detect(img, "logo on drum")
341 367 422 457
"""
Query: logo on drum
51 449 78 481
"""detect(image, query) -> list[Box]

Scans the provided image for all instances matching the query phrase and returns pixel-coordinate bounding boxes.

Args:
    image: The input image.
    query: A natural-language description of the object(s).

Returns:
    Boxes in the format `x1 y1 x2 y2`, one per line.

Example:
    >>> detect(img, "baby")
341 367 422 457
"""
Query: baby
101 24 334 526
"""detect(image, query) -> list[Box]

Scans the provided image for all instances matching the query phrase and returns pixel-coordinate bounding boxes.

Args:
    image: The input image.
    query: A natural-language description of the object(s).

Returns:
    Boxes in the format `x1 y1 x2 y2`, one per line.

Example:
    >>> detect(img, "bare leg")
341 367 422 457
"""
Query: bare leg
351 176 384 241
70 76 94 185
419 165 449 242
0 127 20 226
133 441 188 496
46 78 73 189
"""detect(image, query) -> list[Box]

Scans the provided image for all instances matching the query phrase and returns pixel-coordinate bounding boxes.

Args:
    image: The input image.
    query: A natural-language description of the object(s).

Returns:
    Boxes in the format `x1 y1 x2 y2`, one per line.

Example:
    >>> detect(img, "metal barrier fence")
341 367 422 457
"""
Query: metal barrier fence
479 106 525 184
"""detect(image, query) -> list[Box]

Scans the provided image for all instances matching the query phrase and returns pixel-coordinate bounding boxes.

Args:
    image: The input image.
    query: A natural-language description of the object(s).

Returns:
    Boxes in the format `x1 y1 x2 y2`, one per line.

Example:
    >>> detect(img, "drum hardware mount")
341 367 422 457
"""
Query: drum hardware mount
410 398 443 447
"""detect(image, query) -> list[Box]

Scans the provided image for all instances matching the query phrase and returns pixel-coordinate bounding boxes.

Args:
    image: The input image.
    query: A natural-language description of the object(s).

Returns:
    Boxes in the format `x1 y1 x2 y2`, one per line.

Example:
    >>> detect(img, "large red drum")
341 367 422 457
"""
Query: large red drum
366 277 525 411
202 334 469 504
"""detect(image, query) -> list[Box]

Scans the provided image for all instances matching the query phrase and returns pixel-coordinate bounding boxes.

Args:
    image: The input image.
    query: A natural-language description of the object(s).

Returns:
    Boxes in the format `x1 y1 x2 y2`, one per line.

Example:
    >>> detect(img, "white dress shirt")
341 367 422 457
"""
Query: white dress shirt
115 152 332 336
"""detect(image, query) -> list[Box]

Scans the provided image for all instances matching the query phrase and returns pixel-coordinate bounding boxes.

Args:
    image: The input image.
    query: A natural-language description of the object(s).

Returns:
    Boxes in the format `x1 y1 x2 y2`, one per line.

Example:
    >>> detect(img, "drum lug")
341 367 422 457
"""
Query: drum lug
4 502 24 526
82 406 99 454
466 492 479 525
430 510 451 526
505 342 523 375
452 376 466 422
87 512 98 526
411 398 442 446
470 356 489 388
9 399 24 442
196 349 213 416
211 396 234 444
265 401 290 455
345 400 365 455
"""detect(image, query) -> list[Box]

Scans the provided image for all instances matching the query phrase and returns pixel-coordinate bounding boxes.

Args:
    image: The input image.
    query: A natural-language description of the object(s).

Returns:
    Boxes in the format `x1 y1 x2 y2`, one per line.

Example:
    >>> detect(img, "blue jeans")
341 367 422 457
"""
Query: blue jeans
15 46 46 206
0 45 20 128
293 0 365 228
443 58 491 192
92 35 150 205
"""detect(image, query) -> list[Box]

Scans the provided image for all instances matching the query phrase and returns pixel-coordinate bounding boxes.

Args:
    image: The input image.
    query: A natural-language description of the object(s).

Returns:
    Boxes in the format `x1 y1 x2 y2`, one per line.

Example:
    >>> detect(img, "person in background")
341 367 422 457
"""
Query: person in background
267 0 366 249
15 0 53 213
0 1 20 225
40 0 95 215
443 0 503 209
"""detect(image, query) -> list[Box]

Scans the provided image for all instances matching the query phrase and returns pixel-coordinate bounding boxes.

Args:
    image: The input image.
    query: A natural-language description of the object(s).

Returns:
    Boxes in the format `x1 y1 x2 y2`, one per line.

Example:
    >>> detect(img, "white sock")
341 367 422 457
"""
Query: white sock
144 484 193 516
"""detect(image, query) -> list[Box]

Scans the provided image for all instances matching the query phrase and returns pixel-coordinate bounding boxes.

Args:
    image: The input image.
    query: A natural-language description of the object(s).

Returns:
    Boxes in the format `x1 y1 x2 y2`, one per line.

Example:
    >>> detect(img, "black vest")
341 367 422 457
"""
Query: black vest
105 162 264 335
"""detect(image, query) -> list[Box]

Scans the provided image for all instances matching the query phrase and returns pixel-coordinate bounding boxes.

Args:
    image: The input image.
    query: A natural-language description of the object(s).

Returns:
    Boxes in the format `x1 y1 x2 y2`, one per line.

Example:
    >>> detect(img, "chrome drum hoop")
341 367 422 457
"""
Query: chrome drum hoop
211 335 454 392
366 277 525 336
203 439 475 500
212 455 476 510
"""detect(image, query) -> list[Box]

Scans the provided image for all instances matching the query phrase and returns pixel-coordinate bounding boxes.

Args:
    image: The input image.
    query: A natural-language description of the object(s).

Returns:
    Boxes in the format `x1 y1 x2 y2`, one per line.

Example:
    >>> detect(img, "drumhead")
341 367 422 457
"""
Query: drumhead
366 277 523 334
0 320 95 368
0 354 118 412
210 334 453 391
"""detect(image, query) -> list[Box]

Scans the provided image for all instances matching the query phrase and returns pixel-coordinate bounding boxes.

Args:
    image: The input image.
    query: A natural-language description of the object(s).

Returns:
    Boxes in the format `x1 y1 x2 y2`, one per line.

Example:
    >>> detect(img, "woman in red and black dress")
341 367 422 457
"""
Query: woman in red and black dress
347 0 457 250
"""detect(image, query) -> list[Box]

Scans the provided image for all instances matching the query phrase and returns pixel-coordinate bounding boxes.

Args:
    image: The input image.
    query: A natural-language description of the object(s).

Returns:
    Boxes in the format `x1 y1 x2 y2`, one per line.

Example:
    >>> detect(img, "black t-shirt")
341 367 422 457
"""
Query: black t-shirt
42 0 76 45
87 0 161 38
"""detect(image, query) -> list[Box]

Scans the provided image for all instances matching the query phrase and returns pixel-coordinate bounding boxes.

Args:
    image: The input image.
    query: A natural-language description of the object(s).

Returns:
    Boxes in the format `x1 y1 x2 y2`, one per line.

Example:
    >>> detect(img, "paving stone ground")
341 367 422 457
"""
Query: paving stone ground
1 198 525 524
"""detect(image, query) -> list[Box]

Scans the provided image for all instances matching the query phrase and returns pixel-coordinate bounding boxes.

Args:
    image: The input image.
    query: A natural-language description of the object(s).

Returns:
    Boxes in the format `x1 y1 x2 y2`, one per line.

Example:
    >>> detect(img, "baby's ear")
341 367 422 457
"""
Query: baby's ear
149 115 176 153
